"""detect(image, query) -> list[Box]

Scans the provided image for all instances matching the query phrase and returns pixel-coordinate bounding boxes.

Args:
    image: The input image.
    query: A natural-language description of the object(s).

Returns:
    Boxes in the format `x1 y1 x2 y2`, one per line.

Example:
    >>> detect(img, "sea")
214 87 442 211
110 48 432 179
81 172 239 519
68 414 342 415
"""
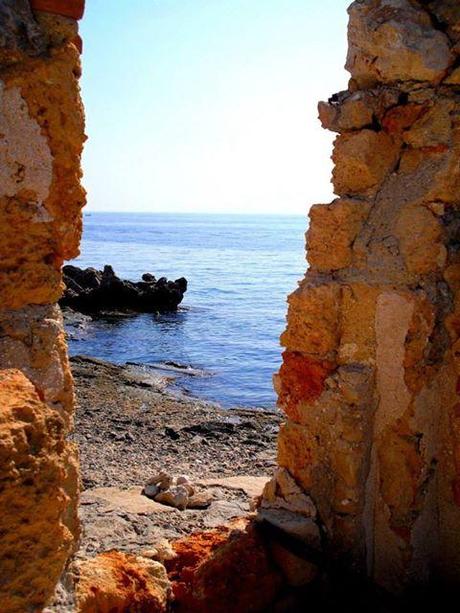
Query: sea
67 212 307 408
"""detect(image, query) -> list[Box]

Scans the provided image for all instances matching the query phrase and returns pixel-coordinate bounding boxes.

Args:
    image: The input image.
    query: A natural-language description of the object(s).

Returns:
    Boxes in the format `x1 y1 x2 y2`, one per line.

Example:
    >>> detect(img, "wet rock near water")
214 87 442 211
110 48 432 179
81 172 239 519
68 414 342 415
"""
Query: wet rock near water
60 264 187 314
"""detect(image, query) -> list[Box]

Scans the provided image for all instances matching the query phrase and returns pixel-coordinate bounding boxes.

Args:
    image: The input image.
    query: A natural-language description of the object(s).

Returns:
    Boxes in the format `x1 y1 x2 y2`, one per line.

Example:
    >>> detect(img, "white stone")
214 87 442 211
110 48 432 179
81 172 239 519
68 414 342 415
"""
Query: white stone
0 81 53 209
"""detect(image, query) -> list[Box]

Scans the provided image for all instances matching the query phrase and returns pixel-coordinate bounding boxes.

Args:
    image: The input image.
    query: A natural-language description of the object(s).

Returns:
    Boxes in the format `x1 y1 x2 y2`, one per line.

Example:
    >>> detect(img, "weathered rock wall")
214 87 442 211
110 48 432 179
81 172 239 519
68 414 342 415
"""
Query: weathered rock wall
0 1 85 610
265 0 460 593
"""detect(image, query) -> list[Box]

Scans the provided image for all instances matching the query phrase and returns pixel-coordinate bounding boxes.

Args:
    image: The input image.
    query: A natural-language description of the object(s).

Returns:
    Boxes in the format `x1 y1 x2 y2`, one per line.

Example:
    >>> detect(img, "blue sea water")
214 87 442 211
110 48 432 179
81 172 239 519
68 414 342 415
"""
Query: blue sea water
67 212 307 408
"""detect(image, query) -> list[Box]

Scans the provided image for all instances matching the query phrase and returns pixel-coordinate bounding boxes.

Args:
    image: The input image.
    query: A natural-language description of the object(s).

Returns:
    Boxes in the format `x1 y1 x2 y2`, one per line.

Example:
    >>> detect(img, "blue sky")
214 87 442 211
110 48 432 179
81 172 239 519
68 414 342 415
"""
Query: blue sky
80 0 350 214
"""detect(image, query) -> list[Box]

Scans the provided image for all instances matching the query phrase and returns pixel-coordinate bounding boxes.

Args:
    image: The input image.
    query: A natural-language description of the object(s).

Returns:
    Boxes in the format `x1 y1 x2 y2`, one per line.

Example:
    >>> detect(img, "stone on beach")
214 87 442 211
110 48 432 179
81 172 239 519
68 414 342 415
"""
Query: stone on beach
155 486 190 511
143 472 212 510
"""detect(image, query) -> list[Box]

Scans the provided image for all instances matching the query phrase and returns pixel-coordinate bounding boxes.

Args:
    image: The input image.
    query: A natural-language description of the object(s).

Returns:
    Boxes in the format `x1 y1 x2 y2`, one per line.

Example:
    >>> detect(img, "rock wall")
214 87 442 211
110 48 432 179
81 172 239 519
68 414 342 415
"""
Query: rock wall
264 0 460 592
0 1 85 610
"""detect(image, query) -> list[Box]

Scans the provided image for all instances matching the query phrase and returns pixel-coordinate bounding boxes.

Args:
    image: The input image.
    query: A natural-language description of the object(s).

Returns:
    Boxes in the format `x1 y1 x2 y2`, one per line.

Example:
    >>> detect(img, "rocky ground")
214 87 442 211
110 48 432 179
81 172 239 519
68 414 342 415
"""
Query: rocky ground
71 355 280 558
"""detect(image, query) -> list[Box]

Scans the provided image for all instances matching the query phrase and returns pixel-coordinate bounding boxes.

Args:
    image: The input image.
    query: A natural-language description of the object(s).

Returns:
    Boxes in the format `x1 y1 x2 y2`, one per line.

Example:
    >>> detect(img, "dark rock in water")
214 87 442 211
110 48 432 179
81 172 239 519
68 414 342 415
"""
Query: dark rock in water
60 265 187 313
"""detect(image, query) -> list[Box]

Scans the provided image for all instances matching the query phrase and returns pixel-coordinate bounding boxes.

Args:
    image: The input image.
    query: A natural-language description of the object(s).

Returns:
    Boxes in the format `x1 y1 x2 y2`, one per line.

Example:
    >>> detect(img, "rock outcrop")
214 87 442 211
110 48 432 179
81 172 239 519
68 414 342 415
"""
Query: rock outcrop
264 0 460 594
61 265 187 313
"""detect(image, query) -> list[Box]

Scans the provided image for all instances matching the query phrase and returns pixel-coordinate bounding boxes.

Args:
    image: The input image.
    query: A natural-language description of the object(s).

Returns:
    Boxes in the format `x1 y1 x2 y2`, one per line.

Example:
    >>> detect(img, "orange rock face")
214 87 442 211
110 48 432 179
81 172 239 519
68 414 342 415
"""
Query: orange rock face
0 370 76 613
74 551 171 613
332 129 400 196
346 0 454 88
0 43 85 309
277 351 334 422
280 281 340 356
166 520 283 612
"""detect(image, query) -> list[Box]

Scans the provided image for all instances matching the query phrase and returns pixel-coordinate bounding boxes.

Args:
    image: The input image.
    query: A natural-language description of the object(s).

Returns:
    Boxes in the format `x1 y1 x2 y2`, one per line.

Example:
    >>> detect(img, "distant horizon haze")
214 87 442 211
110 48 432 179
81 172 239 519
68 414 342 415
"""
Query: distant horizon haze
81 0 350 215
82 209 306 217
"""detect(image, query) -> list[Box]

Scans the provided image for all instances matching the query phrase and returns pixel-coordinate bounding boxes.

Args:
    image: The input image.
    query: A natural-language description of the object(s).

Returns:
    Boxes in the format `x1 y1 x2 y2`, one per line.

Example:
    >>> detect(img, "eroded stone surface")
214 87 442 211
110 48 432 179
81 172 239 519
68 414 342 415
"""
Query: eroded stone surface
346 0 454 87
0 370 77 613
0 0 45 59
0 3 85 610
264 0 460 594
0 43 85 309
332 129 400 196
307 199 370 271
0 305 74 428
0 82 53 204
74 551 171 613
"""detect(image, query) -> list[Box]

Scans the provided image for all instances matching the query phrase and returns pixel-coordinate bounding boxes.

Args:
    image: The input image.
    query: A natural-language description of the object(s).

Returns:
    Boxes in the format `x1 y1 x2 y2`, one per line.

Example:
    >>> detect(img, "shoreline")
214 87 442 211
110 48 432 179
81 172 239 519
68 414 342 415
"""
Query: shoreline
64 307 278 409
71 355 280 558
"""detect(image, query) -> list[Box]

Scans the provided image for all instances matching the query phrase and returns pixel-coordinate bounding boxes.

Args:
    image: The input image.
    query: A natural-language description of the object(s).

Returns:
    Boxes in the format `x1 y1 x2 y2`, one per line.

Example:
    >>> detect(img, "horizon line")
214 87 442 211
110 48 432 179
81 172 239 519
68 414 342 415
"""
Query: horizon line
83 209 307 217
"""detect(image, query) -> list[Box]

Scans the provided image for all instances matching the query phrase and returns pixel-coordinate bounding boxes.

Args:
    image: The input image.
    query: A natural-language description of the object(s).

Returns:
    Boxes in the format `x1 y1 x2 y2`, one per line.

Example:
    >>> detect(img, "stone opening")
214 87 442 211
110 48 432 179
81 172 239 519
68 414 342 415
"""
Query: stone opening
2 0 460 610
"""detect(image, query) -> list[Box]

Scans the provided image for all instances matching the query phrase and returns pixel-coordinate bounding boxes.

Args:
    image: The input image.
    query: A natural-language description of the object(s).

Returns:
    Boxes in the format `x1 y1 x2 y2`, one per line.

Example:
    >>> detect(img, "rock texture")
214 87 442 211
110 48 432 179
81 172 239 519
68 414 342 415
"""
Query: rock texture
263 0 460 594
3 0 460 608
0 370 78 612
0 2 85 610
165 519 283 612
74 551 171 613
61 264 187 313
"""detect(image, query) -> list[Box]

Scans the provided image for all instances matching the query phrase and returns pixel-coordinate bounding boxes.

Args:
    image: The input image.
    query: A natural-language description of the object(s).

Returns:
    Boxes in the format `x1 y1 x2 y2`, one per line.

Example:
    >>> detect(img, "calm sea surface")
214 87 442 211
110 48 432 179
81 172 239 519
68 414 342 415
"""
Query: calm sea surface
67 212 307 408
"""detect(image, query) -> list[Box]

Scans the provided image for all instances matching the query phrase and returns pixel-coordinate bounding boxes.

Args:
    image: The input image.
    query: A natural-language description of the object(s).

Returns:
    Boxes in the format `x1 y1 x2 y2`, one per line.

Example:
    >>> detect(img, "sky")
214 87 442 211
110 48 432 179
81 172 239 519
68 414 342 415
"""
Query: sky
80 0 351 215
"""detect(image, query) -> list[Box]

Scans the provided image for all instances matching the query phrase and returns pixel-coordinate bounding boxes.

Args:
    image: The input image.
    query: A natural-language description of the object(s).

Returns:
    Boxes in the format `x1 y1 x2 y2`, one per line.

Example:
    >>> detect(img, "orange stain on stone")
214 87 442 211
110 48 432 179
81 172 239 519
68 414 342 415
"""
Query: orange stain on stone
382 103 428 134
278 351 334 421
420 144 450 154
30 0 85 20
166 521 282 613
75 551 170 613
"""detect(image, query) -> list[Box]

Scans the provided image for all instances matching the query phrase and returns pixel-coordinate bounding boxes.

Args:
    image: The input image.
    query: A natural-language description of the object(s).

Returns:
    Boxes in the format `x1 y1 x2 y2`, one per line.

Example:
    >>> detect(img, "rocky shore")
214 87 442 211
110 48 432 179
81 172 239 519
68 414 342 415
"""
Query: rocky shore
61 265 187 313
71 355 280 558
